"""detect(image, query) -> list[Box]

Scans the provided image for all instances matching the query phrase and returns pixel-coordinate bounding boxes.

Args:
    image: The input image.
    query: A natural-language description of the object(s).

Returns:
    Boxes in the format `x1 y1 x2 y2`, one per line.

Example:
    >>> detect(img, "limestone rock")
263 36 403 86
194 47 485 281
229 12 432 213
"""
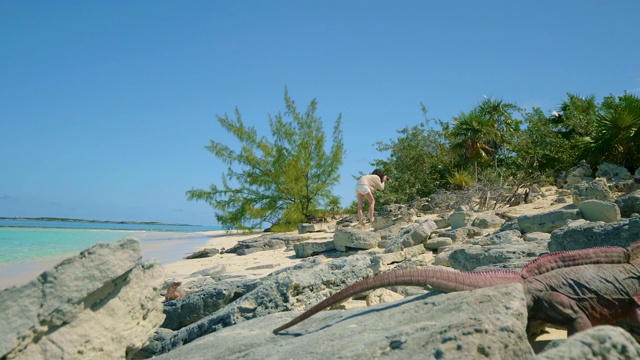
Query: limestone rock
371 204 415 231
548 217 640 252
517 209 582 233
578 199 621 223
571 177 613 205
152 284 533 360
439 226 483 241
333 227 381 251
596 162 632 183
139 255 374 357
537 325 640 360
382 220 437 253
615 189 640 218
297 223 335 234
424 237 453 250
466 229 522 246
522 232 551 242
450 209 475 230
442 242 548 271
293 240 336 258
185 247 219 259
563 160 593 186
0 238 164 360
472 213 506 229
365 288 404 306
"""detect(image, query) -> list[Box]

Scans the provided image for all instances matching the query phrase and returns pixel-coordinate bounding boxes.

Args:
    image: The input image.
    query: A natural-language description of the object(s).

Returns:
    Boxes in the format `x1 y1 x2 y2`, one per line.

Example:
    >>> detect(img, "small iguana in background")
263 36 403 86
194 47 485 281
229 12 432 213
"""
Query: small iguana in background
273 242 640 337
165 281 189 302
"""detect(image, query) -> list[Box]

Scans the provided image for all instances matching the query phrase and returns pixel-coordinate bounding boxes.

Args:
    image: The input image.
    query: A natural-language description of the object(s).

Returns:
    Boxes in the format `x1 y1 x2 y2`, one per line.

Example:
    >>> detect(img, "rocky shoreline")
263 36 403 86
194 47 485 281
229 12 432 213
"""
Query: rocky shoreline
2 161 640 359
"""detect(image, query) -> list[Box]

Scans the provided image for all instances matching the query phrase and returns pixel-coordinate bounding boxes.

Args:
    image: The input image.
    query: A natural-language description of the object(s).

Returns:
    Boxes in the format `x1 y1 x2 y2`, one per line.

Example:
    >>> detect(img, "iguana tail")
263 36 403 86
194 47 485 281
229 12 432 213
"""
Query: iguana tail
272 268 523 334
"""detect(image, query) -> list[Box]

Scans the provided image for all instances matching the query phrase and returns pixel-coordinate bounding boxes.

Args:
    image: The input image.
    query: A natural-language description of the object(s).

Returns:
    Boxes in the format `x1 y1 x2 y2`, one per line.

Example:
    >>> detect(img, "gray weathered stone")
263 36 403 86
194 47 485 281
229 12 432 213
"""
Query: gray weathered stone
472 213 506 229
152 284 533 360
382 220 437 253
564 160 593 186
450 210 475 229
517 209 582 233
162 279 260 330
439 226 483 241
424 237 453 250
578 200 621 223
548 217 640 252
293 240 336 258
571 177 613 205
433 213 451 229
466 229 522 246
537 325 640 360
365 288 404 306
298 223 335 234
440 242 548 271
138 255 374 358
522 232 551 242
402 244 427 258
596 162 632 183
334 227 381 251
0 238 164 360
615 189 640 218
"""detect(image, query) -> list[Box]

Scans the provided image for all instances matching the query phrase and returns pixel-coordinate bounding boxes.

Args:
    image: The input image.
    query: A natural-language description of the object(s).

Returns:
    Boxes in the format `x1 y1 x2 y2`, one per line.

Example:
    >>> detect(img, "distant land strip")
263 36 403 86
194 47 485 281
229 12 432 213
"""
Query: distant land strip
0 217 193 227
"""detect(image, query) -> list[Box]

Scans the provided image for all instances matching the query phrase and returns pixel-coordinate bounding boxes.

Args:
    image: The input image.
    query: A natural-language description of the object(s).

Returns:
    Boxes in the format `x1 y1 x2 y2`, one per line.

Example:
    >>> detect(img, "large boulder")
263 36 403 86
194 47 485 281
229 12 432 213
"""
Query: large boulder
293 240 336 258
570 177 613 205
162 279 260 330
435 242 547 271
577 200 621 223
548 217 640 252
382 219 437 253
517 209 582 233
472 213 506 229
372 204 415 229
333 227 381 251
138 255 374 357
615 189 640 217
563 160 593 187
595 162 632 183
0 238 164 360
152 284 533 360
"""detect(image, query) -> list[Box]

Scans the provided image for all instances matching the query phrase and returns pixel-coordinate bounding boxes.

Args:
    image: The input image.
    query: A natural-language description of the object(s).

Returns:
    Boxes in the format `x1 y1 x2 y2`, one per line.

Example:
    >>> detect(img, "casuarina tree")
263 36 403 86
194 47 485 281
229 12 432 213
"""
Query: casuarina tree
187 88 344 231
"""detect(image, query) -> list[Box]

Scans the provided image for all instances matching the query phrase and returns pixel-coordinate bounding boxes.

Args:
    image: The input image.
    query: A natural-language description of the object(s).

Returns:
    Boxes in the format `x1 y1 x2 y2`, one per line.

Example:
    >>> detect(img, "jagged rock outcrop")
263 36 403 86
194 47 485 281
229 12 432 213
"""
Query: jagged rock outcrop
162 279 260 330
151 284 533 360
548 217 640 252
615 189 640 217
333 227 381 251
577 199 621 223
0 238 164 360
517 208 582 233
138 255 374 357
596 162 632 183
382 219 437 253
293 240 336 258
570 177 613 205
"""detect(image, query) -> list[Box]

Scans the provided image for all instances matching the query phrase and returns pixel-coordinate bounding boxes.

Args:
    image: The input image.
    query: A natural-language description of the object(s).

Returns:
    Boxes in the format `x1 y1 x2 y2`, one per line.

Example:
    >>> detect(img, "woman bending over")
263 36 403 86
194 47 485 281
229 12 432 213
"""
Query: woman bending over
355 169 388 226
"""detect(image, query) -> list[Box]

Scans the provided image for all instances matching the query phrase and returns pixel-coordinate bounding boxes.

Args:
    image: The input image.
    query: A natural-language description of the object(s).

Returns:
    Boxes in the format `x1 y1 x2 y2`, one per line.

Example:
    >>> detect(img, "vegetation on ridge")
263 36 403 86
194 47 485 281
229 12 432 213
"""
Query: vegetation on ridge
191 90 640 231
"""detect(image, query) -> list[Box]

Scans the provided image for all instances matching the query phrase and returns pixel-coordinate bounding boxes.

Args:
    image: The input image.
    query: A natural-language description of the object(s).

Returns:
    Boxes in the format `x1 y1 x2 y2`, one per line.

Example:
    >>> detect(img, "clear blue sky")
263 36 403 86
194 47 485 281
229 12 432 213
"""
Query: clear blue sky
1 1 639 226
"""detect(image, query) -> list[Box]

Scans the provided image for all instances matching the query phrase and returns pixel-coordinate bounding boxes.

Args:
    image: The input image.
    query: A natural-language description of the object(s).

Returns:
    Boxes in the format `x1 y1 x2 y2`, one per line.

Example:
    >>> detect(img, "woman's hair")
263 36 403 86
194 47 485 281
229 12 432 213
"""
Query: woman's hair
371 168 386 182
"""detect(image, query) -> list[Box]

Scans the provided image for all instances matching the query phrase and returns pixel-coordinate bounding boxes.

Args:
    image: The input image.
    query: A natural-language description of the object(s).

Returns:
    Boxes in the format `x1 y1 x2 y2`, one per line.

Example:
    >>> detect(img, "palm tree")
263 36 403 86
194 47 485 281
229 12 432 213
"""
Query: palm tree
476 98 520 170
449 110 497 182
585 93 640 170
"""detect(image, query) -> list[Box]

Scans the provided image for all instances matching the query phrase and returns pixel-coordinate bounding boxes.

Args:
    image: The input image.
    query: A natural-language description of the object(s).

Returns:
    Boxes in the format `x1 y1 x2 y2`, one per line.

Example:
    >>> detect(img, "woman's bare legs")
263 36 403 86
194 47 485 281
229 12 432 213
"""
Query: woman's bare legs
357 193 365 226
364 191 375 224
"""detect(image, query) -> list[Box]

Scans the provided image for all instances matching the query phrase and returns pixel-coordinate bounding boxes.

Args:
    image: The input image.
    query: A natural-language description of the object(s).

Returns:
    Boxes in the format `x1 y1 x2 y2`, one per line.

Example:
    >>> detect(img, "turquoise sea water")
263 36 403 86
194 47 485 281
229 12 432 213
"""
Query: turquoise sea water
0 220 223 265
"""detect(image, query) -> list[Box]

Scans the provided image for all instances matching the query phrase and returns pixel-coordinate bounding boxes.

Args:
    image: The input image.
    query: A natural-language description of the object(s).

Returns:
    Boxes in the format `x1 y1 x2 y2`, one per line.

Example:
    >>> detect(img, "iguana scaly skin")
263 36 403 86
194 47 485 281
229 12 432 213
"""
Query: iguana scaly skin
273 242 640 335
